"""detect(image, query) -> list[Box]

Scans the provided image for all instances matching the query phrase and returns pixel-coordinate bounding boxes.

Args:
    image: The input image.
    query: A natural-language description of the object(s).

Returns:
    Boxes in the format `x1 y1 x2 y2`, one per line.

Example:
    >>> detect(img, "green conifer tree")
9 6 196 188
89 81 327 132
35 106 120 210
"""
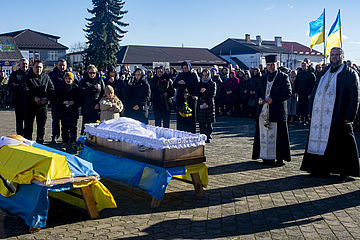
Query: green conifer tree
84 0 128 70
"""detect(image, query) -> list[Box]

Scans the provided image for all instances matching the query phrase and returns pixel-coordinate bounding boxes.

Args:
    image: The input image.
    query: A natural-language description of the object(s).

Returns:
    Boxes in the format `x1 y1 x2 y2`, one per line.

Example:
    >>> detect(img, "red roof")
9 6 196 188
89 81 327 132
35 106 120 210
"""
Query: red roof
263 41 322 56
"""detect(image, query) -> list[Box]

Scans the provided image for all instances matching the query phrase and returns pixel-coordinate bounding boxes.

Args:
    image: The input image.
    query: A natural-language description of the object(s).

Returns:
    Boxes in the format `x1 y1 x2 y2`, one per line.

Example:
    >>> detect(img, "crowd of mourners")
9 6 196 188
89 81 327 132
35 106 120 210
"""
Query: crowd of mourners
1 57 360 153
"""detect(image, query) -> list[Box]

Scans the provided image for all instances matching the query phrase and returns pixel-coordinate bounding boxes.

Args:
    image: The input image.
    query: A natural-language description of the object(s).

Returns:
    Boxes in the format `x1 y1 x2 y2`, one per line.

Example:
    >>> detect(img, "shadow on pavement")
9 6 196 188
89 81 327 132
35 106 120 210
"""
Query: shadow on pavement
208 160 278 175
123 190 360 239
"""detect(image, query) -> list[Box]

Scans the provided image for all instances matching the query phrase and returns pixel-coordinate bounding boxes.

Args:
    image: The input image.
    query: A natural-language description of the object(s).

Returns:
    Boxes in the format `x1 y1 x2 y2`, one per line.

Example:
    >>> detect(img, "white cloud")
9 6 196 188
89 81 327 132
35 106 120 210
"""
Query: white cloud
343 34 348 40
264 6 274 11
350 41 360 45
287 3 294 9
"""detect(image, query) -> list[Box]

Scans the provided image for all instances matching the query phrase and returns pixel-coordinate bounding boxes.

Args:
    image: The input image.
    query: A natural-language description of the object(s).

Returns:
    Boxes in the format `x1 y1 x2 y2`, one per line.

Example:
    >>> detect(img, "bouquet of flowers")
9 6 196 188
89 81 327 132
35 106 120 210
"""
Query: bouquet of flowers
179 88 192 118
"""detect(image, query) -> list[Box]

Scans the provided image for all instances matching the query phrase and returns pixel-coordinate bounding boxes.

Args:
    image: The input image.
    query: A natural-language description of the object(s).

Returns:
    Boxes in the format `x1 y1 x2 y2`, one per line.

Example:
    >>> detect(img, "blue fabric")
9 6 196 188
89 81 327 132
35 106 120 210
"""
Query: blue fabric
32 143 99 178
0 182 76 229
309 9 325 37
79 146 185 200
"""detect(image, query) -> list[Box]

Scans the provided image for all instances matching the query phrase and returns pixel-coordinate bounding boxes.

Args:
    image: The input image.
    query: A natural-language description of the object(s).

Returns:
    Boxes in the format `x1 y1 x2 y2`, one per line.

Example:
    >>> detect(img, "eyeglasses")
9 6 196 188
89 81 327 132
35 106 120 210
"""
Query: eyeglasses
89 72 96 75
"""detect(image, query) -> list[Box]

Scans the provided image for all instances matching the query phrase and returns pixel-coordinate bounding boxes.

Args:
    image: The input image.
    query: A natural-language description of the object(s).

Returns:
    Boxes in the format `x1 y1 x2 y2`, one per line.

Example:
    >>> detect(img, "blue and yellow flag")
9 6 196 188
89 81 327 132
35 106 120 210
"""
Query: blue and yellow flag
325 10 342 57
309 9 325 51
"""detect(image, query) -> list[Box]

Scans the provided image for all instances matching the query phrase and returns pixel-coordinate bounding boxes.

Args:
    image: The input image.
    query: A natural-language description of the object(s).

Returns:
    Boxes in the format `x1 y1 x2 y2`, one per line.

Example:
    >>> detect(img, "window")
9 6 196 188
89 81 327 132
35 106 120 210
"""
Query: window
29 50 40 63
49 51 58 61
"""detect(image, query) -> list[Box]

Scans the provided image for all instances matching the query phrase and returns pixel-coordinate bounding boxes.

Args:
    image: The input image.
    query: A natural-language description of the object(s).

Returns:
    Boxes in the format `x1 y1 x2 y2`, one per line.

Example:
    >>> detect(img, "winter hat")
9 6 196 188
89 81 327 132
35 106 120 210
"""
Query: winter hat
181 61 192 69
64 72 74 82
105 85 115 95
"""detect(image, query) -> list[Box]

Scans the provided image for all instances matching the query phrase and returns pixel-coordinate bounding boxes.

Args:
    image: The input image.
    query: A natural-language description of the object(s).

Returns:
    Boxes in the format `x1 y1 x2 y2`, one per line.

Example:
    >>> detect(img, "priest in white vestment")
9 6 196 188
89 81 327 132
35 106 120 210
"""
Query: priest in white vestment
252 55 292 166
301 47 360 182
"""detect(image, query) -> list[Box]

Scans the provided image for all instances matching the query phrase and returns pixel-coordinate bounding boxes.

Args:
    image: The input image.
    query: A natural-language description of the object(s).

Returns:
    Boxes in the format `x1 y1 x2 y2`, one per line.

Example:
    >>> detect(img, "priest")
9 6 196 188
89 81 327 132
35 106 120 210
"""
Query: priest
300 47 360 181
252 55 292 165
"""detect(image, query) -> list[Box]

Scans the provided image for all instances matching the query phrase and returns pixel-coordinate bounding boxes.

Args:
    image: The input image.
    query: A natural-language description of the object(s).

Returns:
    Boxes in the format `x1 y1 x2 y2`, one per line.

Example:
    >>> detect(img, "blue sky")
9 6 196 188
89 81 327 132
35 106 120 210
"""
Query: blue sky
2 0 360 64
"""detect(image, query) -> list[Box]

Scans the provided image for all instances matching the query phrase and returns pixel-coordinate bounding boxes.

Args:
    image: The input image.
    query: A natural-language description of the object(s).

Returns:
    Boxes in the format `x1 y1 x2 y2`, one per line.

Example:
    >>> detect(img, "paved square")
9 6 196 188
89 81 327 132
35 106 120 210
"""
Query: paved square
1 110 360 239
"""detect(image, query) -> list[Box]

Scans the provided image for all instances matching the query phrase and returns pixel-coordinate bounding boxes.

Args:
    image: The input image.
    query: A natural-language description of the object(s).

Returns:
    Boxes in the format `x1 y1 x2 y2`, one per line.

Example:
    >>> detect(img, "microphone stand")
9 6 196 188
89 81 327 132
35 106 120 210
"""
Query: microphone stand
0 174 16 193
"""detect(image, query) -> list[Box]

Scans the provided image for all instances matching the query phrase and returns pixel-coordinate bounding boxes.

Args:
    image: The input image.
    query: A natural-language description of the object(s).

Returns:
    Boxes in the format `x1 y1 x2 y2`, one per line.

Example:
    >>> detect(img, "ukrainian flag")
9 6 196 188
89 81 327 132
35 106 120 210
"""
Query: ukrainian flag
309 9 325 51
325 10 342 57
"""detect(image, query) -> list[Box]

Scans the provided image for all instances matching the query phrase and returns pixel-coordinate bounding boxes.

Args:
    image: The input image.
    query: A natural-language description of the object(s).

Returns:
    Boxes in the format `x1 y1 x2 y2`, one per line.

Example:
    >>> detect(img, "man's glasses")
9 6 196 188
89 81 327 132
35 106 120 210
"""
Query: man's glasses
89 72 96 75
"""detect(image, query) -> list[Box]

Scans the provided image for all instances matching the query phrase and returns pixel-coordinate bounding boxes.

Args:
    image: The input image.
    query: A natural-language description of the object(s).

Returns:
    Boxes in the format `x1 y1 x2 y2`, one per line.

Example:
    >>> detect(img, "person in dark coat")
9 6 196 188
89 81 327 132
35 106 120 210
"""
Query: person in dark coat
293 61 316 125
197 69 216 143
58 72 80 152
23 60 55 143
224 71 239 116
173 61 199 133
247 70 260 118
8 58 29 135
80 64 105 133
300 47 360 182
104 67 126 108
125 68 151 124
210 68 225 117
48 59 72 143
150 66 175 128
252 55 292 165
237 70 249 116
119 65 132 85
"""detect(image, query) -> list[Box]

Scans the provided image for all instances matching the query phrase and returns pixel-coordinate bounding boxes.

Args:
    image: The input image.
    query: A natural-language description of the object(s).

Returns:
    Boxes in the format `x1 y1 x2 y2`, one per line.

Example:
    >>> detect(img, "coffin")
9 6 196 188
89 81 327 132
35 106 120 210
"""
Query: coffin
84 118 207 167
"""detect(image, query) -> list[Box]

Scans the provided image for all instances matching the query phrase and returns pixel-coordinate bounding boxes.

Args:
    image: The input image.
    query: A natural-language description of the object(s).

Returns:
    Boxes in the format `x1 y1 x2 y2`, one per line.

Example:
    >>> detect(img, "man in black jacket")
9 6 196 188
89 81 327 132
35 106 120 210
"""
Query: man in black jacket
48 59 72 143
301 47 360 182
252 55 292 165
294 61 316 125
23 60 54 143
150 66 175 128
8 58 29 135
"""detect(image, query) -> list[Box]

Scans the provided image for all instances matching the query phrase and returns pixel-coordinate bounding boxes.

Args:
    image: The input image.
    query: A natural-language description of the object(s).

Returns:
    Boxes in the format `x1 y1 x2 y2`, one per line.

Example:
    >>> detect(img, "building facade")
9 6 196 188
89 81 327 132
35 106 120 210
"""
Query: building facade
0 29 68 67
211 34 323 70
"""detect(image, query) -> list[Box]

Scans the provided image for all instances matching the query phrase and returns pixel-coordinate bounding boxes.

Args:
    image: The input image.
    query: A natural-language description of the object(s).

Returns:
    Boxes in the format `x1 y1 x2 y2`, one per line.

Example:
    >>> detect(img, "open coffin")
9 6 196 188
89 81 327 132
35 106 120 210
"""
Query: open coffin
84 117 207 167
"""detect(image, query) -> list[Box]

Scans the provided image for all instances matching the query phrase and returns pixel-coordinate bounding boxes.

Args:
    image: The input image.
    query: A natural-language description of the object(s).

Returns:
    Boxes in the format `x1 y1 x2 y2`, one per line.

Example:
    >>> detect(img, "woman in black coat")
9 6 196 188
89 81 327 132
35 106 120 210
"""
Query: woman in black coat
104 68 126 107
79 64 105 133
125 68 151 124
150 66 175 128
197 69 216 143
173 61 199 133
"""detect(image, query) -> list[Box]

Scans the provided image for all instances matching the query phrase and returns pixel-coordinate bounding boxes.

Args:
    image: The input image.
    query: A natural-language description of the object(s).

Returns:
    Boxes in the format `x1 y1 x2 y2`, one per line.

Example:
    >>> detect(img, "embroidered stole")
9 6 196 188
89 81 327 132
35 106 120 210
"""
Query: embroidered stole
259 72 278 160
307 64 344 155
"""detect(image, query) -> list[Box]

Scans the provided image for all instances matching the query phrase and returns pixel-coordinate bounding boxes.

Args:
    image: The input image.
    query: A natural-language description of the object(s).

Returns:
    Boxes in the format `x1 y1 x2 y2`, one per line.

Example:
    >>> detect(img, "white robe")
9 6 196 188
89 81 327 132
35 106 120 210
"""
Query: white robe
307 64 344 155
259 77 277 160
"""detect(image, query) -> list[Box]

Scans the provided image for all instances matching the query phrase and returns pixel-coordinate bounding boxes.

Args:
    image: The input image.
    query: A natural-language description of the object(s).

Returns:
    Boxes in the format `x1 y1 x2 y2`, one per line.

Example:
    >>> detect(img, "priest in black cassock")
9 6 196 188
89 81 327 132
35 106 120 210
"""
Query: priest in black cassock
252 55 292 165
300 47 360 182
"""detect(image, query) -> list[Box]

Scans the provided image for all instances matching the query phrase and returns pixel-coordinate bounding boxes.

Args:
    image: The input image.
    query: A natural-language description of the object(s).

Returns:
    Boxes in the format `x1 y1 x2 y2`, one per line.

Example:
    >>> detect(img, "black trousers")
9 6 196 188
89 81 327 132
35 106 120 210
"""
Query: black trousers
298 96 309 121
14 105 25 136
61 117 78 143
24 106 47 142
51 108 62 138
154 110 170 128
199 123 213 139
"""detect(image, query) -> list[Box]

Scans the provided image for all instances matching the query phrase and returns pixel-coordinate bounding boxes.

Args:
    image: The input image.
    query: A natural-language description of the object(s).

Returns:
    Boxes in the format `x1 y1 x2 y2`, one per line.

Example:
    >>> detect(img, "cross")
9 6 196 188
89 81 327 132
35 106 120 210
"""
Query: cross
261 133 266 140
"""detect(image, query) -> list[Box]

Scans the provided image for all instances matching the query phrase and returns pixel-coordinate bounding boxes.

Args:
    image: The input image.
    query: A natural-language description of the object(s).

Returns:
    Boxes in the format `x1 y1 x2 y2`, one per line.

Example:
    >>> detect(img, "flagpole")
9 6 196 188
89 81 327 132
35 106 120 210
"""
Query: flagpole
339 9 342 48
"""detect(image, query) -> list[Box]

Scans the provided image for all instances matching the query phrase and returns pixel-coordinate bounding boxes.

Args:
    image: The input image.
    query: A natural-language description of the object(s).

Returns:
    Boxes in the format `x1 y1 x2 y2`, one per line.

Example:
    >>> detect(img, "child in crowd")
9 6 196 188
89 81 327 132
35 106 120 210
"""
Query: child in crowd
100 85 123 122
59 72 80 152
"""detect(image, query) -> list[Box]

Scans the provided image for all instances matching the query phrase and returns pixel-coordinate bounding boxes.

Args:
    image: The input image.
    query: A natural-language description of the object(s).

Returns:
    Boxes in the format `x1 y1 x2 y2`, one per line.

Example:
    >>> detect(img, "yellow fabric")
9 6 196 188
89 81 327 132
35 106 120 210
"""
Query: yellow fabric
174 163 208 187
325 27 342 57
0 145 71 197
49 180 117 212
310 31 324 51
